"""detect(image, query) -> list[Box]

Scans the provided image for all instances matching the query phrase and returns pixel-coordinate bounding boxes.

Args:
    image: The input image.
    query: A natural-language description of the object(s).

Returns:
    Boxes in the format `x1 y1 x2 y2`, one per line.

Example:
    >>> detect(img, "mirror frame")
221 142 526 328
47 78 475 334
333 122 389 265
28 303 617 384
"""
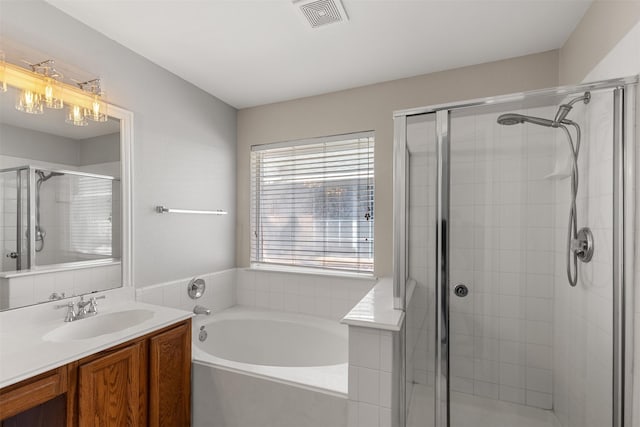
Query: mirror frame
110 103 133 290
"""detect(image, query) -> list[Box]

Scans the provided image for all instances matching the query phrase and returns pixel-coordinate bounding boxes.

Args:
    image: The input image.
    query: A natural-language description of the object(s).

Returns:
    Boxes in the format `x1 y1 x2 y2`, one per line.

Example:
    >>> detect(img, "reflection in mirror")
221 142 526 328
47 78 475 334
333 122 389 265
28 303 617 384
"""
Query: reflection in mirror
0 85 123 310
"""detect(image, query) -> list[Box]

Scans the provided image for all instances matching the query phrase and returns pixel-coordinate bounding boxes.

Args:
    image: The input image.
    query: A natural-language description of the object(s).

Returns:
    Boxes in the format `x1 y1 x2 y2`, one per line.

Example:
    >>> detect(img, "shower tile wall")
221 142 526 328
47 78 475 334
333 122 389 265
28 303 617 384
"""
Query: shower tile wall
447 106 557 409
406 144 437 400
552 90 614 427
1 172 17 272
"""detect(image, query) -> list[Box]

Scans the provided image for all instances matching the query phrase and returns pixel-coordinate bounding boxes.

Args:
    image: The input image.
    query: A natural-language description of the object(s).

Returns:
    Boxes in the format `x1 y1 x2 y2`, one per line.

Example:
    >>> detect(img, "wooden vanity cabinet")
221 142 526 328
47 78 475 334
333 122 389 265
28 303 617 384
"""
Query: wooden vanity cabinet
148 321 191 427
76 341 145 426
0 318 191 427
0 367 67 427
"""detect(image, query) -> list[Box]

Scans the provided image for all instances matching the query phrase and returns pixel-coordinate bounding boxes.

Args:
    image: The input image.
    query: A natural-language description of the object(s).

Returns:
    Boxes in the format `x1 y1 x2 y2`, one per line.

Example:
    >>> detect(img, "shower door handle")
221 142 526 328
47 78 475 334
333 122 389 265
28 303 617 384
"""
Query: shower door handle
454 284 469 297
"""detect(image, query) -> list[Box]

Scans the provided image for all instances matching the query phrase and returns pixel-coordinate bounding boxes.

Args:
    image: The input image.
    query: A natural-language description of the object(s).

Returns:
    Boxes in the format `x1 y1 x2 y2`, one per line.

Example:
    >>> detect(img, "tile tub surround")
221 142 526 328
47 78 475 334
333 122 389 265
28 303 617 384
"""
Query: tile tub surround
136 268 236 314
347 326 394 427
236 268 376 321
342 278 402 427
137 268 376 320
142 270 392 427
192 363 347 427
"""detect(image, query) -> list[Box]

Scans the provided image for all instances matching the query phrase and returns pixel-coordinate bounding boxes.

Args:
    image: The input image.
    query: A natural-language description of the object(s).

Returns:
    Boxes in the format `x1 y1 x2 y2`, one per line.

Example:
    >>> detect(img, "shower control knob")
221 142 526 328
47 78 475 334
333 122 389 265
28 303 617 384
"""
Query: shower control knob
454 284 469 298
6 252 18 259
199 326 208 342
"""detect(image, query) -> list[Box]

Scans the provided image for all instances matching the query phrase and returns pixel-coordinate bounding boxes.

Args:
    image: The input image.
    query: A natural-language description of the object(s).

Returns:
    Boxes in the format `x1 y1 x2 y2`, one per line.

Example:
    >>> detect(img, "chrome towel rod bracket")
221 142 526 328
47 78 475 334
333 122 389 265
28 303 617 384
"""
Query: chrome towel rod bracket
155 205 227 215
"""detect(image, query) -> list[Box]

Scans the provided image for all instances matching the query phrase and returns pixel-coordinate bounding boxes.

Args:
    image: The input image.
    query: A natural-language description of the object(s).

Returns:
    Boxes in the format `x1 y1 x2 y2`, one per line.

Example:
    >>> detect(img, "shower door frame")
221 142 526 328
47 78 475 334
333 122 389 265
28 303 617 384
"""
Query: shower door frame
392 75 638 427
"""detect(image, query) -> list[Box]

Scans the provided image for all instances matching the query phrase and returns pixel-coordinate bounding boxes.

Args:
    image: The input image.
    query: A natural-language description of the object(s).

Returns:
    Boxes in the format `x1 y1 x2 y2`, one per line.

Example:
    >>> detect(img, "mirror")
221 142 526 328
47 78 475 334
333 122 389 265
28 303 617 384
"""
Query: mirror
0 85 131 310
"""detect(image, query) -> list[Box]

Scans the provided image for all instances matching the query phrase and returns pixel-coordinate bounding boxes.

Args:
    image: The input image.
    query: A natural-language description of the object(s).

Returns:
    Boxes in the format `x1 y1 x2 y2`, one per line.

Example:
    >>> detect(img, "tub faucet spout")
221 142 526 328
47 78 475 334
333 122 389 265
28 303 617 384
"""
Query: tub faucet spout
193 305 211 315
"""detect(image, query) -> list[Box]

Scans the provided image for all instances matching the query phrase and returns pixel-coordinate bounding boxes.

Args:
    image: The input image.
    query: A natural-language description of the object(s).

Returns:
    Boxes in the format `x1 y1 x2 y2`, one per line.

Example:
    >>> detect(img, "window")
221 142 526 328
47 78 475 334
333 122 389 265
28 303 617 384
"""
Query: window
251 132 374 274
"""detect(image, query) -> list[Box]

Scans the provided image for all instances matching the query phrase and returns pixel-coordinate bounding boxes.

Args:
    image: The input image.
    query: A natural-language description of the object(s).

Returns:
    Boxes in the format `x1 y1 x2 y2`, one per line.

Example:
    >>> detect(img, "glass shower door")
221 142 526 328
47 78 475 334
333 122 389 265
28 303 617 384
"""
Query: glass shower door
447 102 560 426
0 167 28 273
447 87 617 427
403 112 438 427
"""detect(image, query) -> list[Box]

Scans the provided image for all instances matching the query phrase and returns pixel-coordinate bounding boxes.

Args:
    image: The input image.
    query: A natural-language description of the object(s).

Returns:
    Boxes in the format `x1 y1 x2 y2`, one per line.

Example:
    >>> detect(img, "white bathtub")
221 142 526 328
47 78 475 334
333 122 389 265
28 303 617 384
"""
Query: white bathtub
192 306 348 427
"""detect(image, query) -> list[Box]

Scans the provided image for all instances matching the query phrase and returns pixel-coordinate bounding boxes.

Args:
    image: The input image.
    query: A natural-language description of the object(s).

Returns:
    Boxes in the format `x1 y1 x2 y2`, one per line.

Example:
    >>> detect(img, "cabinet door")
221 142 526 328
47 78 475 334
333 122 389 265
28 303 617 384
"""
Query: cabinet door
78 342 142 427
149 321 191 427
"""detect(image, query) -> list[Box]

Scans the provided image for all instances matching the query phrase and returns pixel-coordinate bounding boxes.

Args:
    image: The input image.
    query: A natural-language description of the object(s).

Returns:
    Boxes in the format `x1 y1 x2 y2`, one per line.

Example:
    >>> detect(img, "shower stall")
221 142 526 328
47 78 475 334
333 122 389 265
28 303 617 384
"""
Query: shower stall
393 76 637 427
0 165 119 273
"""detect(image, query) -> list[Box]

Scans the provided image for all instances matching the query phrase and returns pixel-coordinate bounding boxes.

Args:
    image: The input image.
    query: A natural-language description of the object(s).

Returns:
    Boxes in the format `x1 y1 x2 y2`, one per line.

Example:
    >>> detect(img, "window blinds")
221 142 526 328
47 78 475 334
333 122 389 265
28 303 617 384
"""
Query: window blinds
70 175 114 257
250 132 374 273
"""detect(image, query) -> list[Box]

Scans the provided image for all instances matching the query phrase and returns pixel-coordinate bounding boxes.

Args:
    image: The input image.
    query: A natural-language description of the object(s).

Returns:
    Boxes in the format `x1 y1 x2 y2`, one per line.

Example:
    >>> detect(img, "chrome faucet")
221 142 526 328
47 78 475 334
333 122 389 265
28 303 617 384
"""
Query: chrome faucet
193 305 211 316
55 295 106 322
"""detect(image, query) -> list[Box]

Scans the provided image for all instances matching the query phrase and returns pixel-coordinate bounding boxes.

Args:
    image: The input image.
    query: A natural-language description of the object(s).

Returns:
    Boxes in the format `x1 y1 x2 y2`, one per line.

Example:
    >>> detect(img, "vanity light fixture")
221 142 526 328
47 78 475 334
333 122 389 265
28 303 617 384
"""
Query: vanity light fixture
15 59 64 114
0 55 110 125
66 104 88 127
15 89 43 114
78 79 108 122
32 60 64 109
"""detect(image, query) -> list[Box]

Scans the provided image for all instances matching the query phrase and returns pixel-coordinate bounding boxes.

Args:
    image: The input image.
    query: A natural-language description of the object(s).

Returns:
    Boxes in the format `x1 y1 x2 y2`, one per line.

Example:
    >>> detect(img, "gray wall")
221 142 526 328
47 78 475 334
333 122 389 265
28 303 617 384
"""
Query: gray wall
79 133 120 165
0 123 81 165
0 1 237 287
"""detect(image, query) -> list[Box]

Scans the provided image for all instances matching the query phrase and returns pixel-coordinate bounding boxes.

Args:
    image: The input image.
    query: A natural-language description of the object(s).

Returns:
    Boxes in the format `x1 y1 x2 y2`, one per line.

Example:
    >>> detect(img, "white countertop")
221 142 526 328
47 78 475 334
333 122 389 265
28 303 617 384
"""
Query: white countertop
0 290 191 389
340 277 404 331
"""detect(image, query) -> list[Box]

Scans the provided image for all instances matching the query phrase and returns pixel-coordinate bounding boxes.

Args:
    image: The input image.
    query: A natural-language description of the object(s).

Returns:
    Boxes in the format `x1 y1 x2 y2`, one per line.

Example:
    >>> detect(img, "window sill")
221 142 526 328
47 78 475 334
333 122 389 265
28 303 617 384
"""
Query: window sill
247 263 377 281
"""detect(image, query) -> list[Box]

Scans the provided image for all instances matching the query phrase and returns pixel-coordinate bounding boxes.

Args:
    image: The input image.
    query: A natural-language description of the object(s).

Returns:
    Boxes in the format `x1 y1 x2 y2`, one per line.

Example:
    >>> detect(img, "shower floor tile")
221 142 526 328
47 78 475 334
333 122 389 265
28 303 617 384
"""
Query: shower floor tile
407 384 561 427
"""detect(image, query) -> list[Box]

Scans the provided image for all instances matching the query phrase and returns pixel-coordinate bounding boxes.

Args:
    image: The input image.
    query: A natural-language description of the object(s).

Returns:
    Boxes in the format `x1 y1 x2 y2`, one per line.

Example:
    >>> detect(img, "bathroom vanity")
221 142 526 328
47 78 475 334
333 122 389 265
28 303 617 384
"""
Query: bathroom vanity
0 300 191 426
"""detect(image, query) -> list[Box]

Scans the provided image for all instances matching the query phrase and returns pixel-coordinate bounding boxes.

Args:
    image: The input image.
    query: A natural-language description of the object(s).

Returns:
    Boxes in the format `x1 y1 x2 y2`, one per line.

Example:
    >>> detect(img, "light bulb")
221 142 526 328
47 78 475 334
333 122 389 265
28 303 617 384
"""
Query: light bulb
66 104 87 127
85 94 107 122
16 89 43 114
43 77 63 109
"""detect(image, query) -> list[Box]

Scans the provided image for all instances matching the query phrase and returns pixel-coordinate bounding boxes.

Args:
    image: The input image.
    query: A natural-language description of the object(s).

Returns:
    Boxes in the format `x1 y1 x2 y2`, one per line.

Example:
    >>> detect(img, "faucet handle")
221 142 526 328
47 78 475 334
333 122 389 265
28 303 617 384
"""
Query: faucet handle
54 302 77 322
86 295 106 314
54 301 70 308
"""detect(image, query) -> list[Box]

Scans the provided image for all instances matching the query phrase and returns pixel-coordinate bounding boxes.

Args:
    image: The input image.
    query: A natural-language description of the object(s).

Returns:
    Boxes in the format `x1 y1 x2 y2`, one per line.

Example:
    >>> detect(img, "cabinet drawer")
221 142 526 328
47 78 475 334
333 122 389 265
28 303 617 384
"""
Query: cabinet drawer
0 367 67 420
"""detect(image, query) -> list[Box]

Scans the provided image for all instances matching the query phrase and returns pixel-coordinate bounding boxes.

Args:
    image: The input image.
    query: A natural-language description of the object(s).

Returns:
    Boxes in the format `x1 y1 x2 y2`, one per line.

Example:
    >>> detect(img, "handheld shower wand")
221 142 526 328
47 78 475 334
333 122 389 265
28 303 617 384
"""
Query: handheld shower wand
497 92 593 288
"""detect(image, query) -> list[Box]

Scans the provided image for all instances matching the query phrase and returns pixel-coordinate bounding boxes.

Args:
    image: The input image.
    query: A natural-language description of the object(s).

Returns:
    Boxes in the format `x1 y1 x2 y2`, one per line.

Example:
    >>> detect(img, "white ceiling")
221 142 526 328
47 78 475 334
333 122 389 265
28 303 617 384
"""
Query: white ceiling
44 0 592 109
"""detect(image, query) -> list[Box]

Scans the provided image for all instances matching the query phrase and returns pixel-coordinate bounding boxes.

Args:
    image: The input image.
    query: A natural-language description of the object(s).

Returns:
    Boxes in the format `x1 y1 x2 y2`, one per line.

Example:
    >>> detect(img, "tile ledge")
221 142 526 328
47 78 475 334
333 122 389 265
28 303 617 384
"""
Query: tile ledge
341 277 404 331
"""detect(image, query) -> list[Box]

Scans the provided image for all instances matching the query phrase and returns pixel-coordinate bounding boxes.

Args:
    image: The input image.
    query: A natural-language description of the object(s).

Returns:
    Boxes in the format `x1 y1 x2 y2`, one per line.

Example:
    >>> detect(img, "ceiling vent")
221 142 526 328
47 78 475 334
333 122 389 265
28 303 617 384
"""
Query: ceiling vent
294 0 349 29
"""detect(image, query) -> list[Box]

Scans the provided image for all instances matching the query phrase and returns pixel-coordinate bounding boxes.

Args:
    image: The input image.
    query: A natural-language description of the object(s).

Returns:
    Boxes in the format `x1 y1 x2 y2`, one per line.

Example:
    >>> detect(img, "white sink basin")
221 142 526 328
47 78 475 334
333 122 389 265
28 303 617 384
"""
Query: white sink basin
43 309 155 342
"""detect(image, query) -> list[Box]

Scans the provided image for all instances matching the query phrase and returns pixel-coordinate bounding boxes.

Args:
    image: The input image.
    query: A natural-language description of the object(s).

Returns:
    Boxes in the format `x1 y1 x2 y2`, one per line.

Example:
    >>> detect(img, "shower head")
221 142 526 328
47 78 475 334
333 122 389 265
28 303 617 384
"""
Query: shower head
497 91 591 129
497 113 554 127
496 113 524 126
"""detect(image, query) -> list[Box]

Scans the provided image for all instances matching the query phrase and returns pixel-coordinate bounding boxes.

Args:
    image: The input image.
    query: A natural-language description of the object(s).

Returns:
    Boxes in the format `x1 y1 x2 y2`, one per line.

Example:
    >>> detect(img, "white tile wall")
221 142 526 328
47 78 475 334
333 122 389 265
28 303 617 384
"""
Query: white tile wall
348 325 394 427
552 88 615 427
136 268 236 314
0 263 121 310
236 269 375 321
